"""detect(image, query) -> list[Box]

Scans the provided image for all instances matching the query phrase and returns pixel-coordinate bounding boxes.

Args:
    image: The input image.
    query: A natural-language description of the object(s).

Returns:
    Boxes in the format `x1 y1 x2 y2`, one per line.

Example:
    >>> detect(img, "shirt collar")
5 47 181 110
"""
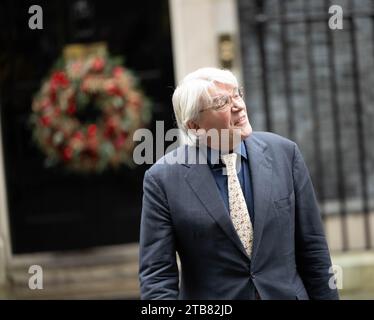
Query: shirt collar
204 141 248 168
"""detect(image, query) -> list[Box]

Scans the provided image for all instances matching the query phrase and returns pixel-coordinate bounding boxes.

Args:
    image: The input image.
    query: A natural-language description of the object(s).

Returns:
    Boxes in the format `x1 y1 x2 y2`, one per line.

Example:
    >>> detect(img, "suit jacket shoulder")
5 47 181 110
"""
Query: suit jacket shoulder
251 131 295 151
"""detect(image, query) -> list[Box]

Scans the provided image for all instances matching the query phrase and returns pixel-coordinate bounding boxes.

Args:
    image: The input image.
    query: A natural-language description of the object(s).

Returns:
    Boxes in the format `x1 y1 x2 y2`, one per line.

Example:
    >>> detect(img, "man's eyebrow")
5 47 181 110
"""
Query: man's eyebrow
211 88 238 98
211 94 227 101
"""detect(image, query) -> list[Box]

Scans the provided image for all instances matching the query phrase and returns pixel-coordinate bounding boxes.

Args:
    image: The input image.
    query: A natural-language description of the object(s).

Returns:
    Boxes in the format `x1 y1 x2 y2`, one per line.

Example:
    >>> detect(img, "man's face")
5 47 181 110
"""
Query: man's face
191 82 252 150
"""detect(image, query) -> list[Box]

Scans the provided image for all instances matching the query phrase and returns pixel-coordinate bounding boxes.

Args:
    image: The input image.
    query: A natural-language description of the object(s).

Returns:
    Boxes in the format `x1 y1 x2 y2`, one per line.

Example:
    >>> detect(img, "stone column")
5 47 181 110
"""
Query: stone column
168 0 242 83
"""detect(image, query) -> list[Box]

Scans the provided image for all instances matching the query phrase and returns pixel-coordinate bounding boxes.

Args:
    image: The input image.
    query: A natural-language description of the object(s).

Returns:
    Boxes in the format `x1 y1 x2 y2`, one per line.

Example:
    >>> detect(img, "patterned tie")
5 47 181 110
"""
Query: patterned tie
221 153 253 257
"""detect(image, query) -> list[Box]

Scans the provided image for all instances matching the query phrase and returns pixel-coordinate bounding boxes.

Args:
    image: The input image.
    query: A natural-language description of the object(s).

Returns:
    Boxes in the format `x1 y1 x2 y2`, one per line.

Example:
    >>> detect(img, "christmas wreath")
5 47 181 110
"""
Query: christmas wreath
30 45 151 173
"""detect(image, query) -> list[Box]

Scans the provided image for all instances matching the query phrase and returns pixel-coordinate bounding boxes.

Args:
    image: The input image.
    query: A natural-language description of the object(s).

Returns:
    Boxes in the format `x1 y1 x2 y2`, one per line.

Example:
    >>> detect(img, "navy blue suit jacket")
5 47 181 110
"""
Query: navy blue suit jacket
139 132 339 300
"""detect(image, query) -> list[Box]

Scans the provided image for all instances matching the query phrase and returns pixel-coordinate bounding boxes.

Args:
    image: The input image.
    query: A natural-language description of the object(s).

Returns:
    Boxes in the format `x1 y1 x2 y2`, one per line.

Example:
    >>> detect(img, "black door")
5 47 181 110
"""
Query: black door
0 0 175 253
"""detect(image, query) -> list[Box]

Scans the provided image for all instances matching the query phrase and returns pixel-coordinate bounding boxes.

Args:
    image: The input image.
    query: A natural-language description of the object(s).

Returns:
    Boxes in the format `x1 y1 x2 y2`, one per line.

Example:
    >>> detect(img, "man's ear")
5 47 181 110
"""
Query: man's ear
186 120 199 131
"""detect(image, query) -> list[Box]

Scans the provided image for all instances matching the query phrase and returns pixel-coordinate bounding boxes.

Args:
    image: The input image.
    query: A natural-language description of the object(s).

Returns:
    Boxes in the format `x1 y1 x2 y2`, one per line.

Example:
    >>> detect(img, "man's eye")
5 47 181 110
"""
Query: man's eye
219 96 229 105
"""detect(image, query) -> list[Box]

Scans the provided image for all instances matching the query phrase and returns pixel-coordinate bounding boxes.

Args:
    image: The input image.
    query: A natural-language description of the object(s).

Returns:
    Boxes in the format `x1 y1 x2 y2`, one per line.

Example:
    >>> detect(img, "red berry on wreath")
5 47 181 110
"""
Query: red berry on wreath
114 133 126 149
92 57 105 72
105 81 122 96
51 71 69 89
40 115 51 127
54 107 61 117
113 66 124 78
73 131 84 141
67 101 76 115
87 124 97 137
62 146 73 161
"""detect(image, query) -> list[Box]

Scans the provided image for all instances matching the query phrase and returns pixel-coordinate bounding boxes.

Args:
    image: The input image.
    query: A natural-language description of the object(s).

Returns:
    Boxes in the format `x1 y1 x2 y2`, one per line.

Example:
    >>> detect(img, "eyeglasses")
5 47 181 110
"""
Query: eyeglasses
200 87 244 113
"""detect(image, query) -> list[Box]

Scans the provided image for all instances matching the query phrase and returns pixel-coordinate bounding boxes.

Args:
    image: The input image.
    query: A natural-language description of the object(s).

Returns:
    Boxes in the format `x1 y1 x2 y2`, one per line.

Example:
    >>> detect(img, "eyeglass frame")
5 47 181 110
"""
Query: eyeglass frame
199 87 245 113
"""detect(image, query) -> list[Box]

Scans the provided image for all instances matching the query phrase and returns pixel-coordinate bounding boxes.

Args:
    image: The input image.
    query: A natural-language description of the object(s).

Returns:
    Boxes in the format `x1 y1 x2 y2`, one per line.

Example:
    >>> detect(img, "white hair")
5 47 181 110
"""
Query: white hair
172 67 238 145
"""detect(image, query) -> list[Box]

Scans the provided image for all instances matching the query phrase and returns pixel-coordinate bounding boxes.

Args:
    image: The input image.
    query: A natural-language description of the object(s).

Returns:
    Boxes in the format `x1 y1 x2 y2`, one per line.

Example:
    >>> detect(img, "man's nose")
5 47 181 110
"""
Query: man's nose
231 100 244 111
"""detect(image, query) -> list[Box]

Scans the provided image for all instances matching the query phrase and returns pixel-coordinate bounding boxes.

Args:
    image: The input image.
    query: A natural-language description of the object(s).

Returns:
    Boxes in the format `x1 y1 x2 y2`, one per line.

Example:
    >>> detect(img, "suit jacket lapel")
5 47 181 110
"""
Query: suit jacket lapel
245 135 273 264
184 147 250 259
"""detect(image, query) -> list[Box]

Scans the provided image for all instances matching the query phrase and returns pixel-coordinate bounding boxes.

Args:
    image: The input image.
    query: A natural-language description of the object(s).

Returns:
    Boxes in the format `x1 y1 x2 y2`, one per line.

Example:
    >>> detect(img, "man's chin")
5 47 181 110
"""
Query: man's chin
240 122 253 140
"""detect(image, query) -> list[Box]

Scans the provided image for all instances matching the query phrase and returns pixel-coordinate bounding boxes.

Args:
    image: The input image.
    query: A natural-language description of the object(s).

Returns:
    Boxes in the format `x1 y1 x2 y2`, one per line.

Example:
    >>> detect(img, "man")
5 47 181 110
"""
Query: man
139 67 339 300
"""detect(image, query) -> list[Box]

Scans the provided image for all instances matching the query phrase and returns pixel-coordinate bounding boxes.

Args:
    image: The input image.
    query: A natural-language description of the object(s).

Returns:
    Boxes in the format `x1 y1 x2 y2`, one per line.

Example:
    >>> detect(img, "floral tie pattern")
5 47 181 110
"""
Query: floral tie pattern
221 153 253 257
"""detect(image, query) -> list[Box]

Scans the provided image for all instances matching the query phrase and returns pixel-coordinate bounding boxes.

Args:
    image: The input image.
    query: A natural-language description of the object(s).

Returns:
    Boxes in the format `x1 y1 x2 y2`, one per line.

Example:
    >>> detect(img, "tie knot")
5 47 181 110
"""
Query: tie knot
221 153 238 169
